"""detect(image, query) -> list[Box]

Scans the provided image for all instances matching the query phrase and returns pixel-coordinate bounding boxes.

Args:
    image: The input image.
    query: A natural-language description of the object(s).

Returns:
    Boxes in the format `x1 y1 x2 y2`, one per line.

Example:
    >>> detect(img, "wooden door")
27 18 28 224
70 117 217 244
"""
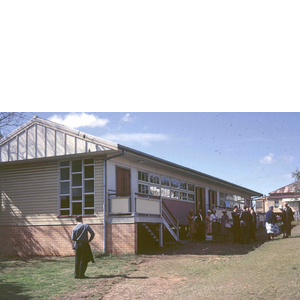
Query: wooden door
196 187 206 218
116 167 131 196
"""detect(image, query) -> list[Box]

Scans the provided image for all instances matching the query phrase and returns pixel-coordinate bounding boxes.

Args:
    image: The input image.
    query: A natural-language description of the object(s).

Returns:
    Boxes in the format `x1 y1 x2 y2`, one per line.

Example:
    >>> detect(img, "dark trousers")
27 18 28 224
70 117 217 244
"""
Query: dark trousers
249 223 256 241
286 221 292 236
196 222 205 240
240 225 250 244
74 242 89 278
232 225 240 243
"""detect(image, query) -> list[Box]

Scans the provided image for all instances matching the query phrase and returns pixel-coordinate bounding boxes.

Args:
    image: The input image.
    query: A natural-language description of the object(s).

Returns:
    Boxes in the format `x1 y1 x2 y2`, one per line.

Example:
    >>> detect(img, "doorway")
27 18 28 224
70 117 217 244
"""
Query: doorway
116 167 131 197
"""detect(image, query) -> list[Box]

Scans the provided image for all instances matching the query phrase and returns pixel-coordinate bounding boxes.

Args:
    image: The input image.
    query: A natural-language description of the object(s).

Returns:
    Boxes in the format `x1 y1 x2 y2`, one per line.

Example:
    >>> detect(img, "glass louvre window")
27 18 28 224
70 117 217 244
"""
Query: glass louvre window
72 174 82 186
219 198 226 207
171 190 179 199
60 161 70 167
72 160 82 172
59 159 95 216
161 188 170 198
85 165 94 178
138 171 148 182
85 180 94 193
188 184 195 192
72 202 82 215
85 195 94 207
138 183 149 194
161 176 170 186
189 193 195 201
60 182 69 194
72 188 82 201
171 178 179 188
150 186 160 196
84 158 94 165
150 174 160 184
219 192 245 208
180 181 187 190
137 170 195 201
180 192 187 200
60 196 70 209
60 168 69 180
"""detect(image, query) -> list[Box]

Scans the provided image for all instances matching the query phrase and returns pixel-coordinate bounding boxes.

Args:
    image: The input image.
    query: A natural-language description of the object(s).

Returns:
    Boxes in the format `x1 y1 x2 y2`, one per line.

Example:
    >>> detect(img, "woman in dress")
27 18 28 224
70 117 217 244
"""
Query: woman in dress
188 209 196 242
220 210 230 241
210 209 219 242
265 205 278 240
205 210 212 235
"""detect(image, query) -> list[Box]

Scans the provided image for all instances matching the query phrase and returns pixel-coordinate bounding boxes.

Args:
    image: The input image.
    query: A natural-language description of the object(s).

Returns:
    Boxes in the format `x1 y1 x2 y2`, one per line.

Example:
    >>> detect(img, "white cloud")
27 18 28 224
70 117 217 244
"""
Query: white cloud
101 133 169 146
259 153 274 164
121 113 133 123
48 113 109 129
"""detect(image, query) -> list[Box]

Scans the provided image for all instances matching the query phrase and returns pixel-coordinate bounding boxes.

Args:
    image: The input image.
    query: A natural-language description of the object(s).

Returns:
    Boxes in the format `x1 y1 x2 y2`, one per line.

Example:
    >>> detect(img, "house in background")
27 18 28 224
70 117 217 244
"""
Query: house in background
255 183 300 222
0 116 262 257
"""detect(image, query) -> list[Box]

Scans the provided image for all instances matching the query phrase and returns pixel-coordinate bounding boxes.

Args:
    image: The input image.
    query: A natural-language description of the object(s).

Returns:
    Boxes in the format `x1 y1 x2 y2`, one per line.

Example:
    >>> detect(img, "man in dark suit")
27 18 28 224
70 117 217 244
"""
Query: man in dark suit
239 205 252 244
231 205 240 243
284 202 294 237
249 207 257 241
195 208 205 241
72 216 95 279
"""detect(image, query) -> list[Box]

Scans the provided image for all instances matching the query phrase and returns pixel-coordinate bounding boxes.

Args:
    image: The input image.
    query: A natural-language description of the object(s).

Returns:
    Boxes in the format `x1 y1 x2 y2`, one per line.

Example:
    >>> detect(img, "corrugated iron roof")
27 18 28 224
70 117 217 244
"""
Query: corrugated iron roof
269 183 295 195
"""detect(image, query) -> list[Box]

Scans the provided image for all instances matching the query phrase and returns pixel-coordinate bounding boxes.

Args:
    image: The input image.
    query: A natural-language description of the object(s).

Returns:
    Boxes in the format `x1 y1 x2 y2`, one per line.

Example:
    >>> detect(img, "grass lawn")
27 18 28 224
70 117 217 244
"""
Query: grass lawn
1 223 300 299
0 253 140 299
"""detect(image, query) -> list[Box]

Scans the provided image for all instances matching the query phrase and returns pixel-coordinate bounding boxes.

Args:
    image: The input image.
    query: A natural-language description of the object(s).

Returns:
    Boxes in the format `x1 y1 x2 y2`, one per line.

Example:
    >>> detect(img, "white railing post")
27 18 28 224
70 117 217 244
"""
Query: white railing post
131 192 135 216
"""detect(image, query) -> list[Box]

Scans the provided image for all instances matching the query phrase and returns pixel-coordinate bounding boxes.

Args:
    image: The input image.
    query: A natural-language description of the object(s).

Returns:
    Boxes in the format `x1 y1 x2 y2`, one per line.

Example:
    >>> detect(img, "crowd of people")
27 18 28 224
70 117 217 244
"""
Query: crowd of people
188 202 294 243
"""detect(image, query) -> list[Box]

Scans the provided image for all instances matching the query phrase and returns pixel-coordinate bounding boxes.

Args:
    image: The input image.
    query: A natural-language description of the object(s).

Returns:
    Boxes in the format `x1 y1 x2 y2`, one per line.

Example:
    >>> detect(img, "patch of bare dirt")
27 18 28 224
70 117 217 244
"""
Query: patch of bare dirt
58 228 270 299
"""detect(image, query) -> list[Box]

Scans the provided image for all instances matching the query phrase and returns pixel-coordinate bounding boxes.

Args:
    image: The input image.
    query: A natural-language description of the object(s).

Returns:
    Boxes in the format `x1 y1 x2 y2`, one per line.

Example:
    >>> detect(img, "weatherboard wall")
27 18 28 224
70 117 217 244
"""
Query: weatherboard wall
0 157 104 226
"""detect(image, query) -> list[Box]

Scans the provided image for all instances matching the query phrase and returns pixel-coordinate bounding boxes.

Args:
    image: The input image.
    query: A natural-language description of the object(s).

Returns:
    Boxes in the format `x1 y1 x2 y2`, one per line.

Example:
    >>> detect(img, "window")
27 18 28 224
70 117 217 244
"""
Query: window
180 181 187 190
138 183 149 194
171 178 179 188
256 201 263 209
161 176 170 186
219 192 245 208
188 183 195 192
150 186 160 196
188 194 194 201
161 188 170 198
171 190 179 199
274 200 279 208
180 192 187 200
138 171 148 182
150 173 160 184
137 170 195 202
59 159 95 216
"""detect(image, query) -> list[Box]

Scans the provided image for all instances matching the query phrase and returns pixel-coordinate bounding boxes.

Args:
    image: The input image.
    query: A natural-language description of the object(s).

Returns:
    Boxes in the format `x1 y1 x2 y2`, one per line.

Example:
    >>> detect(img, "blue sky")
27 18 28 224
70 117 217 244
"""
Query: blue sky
14 111 299 197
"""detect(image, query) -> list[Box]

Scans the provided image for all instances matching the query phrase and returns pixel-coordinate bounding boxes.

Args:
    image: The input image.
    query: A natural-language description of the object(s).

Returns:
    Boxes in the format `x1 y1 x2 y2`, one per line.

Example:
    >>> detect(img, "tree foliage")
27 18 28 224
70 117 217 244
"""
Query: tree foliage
0 112 28 138
292 168 300 198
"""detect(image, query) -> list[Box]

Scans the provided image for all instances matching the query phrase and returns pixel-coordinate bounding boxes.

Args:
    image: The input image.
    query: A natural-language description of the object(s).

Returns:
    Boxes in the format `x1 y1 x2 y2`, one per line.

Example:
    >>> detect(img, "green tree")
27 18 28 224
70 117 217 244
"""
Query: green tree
292 168 300 199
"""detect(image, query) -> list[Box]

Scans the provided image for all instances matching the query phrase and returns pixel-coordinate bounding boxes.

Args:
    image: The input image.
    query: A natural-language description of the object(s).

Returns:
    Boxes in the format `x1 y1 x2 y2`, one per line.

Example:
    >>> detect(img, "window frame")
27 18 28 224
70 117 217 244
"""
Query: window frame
137 169 195 202
59 158 95 216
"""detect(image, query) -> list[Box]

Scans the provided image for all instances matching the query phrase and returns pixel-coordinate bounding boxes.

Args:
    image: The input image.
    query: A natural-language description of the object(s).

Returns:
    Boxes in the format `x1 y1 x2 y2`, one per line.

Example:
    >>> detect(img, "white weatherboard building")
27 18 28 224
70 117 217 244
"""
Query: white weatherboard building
0 116 262 256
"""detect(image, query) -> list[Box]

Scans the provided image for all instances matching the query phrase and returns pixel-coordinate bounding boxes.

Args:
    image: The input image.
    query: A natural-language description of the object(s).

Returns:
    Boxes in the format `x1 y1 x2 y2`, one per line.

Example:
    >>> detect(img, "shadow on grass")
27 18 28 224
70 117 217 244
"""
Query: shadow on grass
143 225 300 257
0 281 32 300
